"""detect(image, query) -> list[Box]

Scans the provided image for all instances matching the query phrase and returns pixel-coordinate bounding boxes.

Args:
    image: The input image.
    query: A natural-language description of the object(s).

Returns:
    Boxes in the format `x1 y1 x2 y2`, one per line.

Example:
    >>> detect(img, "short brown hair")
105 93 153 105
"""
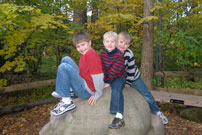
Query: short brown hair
118 32 133 42
73 32 90 46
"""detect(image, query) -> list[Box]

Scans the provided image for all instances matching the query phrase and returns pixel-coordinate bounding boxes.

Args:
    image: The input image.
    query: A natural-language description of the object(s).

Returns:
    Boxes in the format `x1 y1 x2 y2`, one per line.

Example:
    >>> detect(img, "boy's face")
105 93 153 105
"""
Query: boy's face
75 40 91 55
117 38 130 53
103 37 117 52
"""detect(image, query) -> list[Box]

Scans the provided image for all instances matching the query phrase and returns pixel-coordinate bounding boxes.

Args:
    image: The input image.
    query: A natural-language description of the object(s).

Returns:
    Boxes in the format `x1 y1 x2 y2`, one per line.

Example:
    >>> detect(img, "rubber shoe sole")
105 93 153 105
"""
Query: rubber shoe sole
51 102 76 116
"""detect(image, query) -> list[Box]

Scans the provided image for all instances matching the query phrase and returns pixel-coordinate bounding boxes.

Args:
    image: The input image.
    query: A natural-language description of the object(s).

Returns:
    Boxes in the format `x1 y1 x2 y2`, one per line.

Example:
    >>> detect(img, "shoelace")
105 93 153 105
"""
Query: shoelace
54 101 65 109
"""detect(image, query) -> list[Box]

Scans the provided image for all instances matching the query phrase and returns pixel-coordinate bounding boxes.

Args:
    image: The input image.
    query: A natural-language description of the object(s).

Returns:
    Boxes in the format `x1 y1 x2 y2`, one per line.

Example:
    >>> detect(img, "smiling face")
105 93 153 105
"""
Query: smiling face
103 36 117 52
117 38 131 53
75 40 92 55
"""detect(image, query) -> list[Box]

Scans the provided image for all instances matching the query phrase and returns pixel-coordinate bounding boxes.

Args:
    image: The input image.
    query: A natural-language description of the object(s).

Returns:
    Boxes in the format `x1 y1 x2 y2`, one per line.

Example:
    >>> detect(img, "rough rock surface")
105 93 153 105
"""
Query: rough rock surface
39 87 165 135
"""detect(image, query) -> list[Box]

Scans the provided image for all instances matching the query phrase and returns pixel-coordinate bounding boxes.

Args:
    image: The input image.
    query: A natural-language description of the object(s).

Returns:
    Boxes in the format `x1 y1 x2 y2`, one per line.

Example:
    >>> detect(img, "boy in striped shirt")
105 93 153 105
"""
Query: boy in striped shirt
117 32 168 125
100 31 126 129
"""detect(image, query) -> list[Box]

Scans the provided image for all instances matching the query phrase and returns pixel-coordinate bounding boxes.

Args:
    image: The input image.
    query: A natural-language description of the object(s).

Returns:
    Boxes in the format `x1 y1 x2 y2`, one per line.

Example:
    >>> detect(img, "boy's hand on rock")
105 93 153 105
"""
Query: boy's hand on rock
104 83 110 88
125 84 130 88
88 96 96 105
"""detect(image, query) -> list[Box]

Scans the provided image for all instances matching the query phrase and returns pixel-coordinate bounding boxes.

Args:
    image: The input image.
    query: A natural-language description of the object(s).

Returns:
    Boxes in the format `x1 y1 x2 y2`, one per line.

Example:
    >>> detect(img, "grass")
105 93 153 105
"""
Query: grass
154 77 202 90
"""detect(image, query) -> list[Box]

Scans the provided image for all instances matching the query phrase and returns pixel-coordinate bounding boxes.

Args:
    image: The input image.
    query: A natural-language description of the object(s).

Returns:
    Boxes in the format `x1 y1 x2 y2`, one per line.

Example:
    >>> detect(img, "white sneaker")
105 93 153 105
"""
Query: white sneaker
51 91 61 98
156 111 168 125
51 101 76 116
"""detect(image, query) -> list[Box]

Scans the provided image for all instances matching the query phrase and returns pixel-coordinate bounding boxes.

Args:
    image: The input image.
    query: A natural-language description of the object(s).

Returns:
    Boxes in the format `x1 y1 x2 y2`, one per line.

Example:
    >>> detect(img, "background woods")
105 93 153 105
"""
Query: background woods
0 1 202 135
0 0 201 90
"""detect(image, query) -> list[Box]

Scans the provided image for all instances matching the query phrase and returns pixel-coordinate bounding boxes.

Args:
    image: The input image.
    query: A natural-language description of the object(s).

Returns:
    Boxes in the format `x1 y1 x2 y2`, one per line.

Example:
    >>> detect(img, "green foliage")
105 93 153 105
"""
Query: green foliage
0 86 54 107
87 0 143 63
0 3 72 87
1 0 201 89
0 1 201 116
154 77 202 90
155 0 202 71
33 56 57 80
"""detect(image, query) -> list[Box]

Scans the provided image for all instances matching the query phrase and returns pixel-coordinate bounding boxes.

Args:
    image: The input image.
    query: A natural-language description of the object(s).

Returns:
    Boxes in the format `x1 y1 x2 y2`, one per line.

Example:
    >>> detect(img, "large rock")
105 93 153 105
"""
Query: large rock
39 87 165 135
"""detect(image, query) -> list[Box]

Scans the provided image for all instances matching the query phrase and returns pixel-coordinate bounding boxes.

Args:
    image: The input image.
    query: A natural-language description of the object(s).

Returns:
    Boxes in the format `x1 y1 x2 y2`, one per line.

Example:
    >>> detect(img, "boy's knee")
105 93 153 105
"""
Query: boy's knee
58 63 72 72
61 56 72 63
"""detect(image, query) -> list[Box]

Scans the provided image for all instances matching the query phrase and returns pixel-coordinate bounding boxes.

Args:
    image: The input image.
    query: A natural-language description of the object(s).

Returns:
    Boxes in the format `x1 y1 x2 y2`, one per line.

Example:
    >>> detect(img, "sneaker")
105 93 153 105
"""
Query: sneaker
51 101 76 116
51 91 61 98
70 91 78 98
108 117 125 129
52 91 77 98
156 111 168 125
53 100 65 110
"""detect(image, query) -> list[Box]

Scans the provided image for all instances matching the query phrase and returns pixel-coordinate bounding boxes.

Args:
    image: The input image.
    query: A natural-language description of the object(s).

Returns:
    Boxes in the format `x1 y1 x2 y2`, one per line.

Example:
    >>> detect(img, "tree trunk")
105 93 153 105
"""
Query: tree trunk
91 0 99 23
141 0 154 89
73 2 87 32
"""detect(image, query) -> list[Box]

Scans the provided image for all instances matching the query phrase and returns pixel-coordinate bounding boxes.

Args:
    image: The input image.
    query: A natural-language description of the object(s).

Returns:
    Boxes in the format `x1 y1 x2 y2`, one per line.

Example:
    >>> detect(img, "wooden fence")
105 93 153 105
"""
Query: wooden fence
0 71 202 113
152 71 202 107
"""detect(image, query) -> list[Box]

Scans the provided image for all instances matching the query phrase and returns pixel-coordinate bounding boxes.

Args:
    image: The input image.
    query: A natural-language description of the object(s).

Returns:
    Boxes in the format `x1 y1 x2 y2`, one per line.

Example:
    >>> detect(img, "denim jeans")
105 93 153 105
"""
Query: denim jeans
131 76 160 114
110 77 126 115
55 56 91 99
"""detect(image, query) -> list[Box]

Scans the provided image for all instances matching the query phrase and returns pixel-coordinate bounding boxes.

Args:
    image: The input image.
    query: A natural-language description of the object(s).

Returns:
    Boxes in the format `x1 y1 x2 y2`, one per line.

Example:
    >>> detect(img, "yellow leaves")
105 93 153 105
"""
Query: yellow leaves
0 56 27 73
150 6 162 13
193 6 202 13
20 6 35 12
0 79 7 88
87 21 114 39
106 14 134 21
170 40 175 45
138 16 158 25
0 61 16 72
25 56 37 62
31 14 69 31
194 62 200 67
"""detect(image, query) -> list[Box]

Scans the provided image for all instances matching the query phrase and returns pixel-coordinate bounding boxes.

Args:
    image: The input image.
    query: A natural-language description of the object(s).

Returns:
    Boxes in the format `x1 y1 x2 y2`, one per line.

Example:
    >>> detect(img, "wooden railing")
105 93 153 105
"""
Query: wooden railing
152 71 202 107
0 79 56 93
154 71 202 77
0 71 202 112
153 71 202 96
1 71 201 94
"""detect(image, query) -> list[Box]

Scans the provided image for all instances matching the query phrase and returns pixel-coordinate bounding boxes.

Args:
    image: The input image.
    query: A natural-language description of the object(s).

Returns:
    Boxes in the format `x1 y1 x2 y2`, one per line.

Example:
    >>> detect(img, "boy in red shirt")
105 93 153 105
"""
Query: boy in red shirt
50 32 104 116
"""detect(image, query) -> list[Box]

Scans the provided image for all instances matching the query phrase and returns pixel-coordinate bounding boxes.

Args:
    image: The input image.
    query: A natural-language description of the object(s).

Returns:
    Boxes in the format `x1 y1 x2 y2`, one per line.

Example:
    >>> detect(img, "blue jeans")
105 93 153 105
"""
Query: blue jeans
131 76 160 114
55 56 91 99
110 77 126 115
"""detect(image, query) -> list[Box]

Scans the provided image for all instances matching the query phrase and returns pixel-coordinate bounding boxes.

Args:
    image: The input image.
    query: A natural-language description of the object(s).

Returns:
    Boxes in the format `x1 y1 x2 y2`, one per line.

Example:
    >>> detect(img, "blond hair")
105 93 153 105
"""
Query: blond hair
103 31 118 41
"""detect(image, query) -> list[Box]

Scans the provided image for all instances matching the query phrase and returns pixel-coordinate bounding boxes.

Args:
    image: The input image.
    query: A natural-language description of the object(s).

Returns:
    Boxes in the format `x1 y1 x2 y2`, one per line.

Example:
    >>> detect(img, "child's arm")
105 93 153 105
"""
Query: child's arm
125 49 140 86
91 73 104 100
84 50 104 104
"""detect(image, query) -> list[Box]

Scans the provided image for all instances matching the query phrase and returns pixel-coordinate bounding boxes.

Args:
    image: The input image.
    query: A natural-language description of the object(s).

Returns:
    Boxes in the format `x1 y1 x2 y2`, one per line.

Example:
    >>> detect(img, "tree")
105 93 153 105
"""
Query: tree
0 3 70 87
155 0 202 72
91 0 99 23
141 0 154 89
73 0 88 32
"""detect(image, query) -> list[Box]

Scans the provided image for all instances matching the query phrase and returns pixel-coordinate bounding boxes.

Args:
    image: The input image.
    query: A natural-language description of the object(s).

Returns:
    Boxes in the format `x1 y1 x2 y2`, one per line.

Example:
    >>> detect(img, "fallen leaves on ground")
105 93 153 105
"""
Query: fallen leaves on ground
0 104 202 135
